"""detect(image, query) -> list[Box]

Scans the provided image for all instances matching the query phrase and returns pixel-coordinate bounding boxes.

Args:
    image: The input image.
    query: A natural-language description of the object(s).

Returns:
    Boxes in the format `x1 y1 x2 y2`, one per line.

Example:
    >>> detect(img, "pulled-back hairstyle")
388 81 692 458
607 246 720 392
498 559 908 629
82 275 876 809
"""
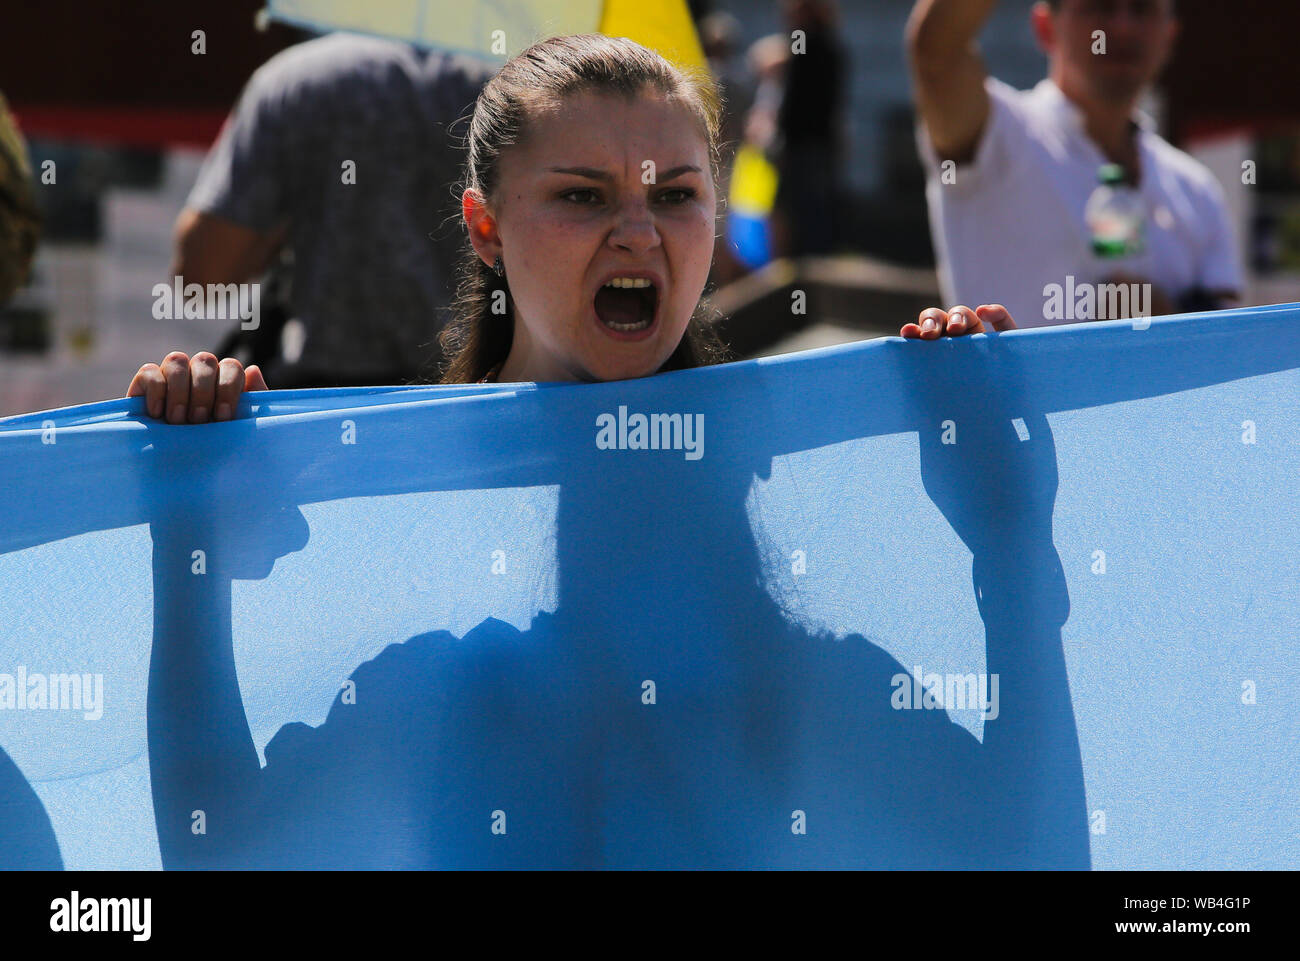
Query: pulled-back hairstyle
437 34 731 384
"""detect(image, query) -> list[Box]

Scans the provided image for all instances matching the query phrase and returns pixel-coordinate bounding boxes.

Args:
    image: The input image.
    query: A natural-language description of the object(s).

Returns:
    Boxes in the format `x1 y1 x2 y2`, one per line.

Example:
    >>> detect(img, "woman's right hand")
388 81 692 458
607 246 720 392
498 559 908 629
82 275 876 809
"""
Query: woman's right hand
126 351 268 424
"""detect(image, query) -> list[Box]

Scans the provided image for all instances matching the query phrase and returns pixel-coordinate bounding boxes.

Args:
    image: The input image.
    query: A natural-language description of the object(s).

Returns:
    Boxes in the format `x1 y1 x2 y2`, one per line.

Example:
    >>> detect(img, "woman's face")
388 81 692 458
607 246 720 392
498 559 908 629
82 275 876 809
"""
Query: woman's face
465 88 716 383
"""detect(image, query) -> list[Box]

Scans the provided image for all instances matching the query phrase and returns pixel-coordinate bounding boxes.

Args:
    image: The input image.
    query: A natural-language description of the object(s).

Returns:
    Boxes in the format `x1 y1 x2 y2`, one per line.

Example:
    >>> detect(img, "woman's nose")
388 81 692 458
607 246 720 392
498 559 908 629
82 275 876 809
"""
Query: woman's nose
607 203 660 253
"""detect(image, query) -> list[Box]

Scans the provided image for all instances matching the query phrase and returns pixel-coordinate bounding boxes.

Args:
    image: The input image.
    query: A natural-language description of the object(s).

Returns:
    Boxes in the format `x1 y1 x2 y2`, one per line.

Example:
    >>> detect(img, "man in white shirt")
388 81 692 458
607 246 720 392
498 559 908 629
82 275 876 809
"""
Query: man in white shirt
904 0 1242 334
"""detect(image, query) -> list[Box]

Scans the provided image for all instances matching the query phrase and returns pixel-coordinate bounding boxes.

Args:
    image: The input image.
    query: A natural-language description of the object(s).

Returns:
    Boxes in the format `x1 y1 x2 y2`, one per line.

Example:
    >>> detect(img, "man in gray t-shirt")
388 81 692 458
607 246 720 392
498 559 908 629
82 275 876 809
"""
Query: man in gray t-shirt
179 33 492 385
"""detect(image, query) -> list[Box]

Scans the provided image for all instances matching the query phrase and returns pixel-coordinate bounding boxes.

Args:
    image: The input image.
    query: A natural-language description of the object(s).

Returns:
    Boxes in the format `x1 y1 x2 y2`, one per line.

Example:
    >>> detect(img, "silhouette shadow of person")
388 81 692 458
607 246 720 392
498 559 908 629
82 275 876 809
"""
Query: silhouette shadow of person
907 335 1090 868
0 746 63 869
145 334 1091 870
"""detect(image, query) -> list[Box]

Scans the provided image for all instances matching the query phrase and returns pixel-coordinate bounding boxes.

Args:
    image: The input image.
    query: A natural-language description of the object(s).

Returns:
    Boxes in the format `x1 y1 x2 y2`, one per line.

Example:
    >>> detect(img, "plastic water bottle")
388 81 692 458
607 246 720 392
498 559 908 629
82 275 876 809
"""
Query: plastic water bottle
1085 164 1145 258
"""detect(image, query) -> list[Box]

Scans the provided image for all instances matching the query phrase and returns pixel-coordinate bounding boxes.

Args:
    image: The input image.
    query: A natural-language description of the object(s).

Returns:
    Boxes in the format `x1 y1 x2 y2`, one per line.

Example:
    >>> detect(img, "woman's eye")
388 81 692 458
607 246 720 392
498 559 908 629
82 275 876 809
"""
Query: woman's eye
560 187 695 205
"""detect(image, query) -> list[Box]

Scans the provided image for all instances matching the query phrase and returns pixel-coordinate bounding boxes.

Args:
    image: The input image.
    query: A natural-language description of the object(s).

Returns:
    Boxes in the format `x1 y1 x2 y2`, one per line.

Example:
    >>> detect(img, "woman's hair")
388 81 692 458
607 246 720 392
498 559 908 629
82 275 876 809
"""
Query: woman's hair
436 33 731 384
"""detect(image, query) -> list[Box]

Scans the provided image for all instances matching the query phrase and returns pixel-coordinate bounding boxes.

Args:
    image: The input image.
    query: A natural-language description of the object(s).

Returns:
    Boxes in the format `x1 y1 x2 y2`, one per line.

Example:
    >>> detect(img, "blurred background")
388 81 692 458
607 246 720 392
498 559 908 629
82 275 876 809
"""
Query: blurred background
1 0 1297 415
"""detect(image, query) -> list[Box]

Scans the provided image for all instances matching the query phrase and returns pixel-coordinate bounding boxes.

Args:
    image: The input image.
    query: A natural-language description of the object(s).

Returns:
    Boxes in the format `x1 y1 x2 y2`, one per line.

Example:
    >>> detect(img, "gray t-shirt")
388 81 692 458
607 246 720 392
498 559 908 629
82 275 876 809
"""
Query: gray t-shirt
187 34 493 377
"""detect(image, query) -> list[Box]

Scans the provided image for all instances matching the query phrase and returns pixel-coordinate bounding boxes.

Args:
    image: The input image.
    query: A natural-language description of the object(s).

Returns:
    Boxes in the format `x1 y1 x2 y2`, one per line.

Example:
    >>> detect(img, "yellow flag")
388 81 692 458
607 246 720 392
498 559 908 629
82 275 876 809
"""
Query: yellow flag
729 144 779 218
598 0 710 78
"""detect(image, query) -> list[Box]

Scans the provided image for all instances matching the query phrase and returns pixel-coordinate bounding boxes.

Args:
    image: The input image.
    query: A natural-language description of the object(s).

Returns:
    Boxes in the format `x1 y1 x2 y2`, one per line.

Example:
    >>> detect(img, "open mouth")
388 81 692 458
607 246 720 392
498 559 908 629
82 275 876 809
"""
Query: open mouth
594 277 658 334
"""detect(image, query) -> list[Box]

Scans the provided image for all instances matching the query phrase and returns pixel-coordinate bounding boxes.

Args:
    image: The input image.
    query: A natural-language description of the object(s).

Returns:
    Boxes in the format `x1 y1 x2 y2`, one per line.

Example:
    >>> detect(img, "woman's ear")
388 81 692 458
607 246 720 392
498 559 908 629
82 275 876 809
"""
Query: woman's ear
462 187 502 268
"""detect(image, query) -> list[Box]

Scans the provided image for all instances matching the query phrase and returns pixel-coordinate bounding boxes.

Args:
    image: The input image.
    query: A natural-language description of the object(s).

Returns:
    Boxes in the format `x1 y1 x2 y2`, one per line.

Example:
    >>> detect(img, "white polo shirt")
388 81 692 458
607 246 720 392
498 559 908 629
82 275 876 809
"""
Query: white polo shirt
917 77 1243 328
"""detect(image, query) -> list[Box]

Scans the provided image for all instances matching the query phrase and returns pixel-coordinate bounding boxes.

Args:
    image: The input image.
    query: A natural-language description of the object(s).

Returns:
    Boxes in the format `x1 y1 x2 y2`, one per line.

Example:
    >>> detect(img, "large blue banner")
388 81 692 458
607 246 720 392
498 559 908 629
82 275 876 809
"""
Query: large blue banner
1 306 1297 870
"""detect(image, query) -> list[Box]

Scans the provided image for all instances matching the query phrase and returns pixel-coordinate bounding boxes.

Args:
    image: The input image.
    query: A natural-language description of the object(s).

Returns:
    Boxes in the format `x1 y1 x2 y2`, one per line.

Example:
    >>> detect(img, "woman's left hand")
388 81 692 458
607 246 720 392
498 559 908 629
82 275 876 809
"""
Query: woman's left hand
900 304 1016 339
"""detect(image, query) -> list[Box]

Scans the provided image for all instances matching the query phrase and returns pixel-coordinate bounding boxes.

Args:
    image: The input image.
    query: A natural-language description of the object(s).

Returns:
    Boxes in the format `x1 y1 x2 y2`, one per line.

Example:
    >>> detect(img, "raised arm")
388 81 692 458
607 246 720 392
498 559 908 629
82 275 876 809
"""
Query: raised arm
904 0 998 164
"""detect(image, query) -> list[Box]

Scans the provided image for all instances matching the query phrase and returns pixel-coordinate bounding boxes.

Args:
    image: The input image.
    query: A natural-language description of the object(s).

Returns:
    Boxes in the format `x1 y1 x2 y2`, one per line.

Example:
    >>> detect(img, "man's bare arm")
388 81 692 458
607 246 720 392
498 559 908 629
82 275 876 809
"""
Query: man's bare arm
905 0 1000 165
170 208 288 285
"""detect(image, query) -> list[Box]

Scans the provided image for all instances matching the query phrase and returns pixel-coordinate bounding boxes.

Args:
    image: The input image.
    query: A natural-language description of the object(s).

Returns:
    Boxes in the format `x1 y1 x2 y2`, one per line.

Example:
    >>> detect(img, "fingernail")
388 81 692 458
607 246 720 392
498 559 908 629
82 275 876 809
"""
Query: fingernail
170 405 185 423
216 403 231 421
192 406 208 423
922 319 937 332
148 398 161 418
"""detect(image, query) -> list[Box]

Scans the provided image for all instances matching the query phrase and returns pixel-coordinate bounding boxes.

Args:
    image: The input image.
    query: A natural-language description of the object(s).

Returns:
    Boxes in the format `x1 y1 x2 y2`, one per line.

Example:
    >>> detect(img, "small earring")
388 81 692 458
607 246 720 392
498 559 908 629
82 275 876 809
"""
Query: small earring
492 255 504 278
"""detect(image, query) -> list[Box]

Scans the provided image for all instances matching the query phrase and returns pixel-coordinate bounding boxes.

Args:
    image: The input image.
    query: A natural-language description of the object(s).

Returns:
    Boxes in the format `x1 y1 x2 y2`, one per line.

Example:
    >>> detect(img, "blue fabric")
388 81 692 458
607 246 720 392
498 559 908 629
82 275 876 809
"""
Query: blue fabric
1 306 1297 870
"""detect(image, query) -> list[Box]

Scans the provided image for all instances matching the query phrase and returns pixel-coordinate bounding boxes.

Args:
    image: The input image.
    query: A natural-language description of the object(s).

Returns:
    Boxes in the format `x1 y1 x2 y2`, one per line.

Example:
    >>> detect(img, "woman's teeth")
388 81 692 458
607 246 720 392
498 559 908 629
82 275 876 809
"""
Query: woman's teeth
604 317 651 331
596 277 657 330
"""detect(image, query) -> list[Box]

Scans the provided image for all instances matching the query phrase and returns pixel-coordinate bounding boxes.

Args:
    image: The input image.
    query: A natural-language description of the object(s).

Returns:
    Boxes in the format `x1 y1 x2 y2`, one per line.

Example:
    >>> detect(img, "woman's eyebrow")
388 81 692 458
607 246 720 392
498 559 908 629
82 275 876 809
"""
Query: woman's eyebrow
546 165 702 181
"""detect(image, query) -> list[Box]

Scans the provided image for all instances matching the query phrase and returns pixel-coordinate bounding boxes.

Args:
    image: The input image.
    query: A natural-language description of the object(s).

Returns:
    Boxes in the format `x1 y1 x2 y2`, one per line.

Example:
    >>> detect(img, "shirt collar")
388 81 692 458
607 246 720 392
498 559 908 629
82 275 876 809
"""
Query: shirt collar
1034 77 1156 135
